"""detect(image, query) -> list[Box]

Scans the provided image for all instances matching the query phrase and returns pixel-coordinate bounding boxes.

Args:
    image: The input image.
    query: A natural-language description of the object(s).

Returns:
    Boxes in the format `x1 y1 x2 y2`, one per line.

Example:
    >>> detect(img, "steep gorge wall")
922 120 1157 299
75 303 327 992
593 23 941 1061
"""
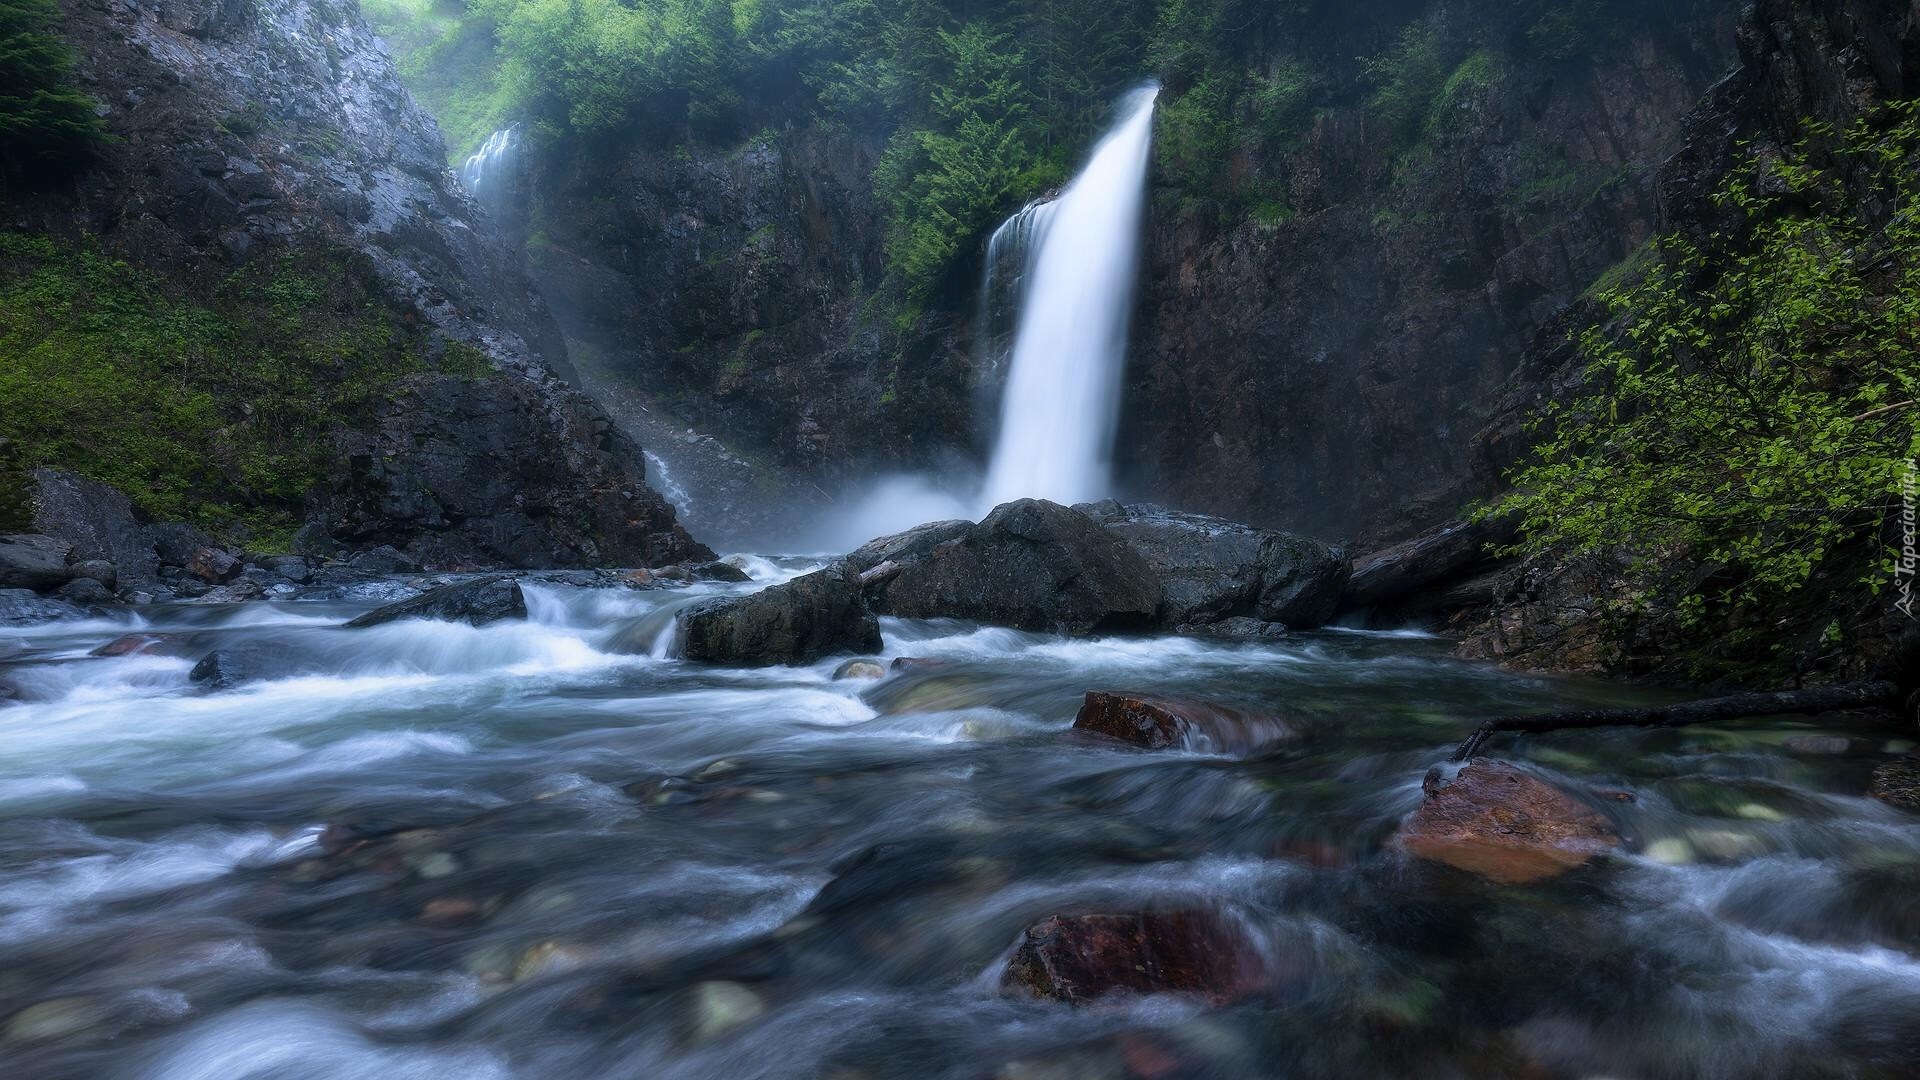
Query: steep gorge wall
519 1 1739 545
10 0 705 568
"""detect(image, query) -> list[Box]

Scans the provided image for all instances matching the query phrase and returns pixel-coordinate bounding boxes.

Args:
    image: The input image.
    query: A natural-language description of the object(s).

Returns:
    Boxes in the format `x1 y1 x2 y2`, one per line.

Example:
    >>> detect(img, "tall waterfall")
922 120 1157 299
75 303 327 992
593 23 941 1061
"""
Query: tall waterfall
459 127 519 209
978 85 1158 510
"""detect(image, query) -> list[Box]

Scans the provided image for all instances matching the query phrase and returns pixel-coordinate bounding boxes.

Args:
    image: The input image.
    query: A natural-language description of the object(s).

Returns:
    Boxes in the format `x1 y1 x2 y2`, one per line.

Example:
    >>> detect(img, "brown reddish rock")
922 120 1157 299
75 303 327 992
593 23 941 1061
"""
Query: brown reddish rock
1072 691 1295 755
89 633 185 658
1393 760 1621 884
1002 910 1265 1006
185 547 242 585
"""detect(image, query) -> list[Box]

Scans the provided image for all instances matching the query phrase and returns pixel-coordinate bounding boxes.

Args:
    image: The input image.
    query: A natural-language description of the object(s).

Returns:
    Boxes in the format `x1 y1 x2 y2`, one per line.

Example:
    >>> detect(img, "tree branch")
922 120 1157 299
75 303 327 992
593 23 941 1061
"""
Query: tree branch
1449 680 1900 762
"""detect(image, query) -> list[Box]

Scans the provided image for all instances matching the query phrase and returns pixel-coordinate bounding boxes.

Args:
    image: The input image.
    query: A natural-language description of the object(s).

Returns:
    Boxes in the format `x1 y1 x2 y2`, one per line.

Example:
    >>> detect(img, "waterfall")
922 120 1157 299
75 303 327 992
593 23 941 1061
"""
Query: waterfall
978 85 1158 510
459 126 519 209
644 450 693 517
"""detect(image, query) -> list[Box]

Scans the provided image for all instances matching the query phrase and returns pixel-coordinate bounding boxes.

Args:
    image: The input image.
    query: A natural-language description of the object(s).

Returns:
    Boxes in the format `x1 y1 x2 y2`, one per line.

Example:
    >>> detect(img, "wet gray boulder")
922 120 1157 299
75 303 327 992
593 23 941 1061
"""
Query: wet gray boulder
866 500 1160 635
1075 501 1349 630
845 519 973 575
0 534 72 591
32 470 158 585
189 642 313 690
0 589 86 626
344 575 528 629
678 564 881 666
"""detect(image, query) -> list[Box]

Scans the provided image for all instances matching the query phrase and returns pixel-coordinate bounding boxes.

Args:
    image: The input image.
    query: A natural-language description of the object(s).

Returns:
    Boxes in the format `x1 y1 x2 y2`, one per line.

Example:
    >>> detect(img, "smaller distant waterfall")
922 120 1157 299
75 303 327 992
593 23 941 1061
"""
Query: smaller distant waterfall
644 451 693 517
978 85 1159 510
459 127 519 210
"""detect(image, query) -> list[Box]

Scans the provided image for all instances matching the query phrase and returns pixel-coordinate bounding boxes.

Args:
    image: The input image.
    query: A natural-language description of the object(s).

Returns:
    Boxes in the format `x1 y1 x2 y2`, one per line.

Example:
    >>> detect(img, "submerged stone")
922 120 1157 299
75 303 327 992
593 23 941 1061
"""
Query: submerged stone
1072 691 1296 755
832 658 886 680
1393 760 1621 884
1003 910 1265 1006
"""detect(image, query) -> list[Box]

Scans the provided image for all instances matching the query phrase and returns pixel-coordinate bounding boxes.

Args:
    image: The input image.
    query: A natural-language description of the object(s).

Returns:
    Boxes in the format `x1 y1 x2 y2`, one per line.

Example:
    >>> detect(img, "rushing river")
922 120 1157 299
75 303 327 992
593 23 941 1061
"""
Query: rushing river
0 568 1915 1079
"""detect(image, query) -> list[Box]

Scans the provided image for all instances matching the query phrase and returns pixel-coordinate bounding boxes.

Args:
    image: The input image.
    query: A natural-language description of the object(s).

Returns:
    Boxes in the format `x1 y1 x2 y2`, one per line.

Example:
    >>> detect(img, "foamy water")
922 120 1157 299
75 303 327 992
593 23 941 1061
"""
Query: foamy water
0 574 1914 1078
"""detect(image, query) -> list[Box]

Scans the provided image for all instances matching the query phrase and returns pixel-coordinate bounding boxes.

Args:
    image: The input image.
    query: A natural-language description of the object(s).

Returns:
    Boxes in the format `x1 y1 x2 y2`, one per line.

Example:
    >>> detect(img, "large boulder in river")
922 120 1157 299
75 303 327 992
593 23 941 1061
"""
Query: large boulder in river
866 500 1160 634
1393 760 1621 884
1003 911 1266 1006
344 575 528 629
678 563 881 666
1072 691 1296 755
31 469 159 586
0 534 72 591
846 519 973 575
1075 501 1349 629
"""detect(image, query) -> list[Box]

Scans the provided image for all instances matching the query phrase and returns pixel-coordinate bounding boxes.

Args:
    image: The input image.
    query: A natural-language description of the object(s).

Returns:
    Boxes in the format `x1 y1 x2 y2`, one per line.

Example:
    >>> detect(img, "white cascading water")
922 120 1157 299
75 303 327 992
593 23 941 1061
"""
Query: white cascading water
977 84 1158 510
459 126 518 209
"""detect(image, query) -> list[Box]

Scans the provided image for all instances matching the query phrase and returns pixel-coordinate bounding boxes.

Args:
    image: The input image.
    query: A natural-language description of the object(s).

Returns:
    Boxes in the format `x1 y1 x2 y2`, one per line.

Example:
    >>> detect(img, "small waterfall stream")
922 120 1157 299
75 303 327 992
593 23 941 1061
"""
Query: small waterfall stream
458 127 519 210
979 85 1158 509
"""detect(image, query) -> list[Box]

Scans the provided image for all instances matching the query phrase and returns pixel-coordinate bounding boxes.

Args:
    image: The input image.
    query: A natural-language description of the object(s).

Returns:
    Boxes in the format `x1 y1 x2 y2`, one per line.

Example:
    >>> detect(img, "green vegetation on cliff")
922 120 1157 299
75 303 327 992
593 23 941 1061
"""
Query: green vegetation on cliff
1494 101 1920 643
0 235 489 544
366 0 1675 304
0 0 103 186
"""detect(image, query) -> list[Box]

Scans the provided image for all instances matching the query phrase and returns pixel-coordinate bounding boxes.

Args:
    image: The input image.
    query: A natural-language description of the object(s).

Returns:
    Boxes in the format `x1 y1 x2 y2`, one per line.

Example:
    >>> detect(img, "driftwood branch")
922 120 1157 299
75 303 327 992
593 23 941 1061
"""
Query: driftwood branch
1449 680 1900 762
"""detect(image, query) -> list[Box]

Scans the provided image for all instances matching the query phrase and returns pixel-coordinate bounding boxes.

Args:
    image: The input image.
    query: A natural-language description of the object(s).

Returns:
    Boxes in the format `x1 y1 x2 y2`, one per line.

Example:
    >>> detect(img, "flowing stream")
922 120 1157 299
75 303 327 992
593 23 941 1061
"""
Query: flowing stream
1 573 1916 1078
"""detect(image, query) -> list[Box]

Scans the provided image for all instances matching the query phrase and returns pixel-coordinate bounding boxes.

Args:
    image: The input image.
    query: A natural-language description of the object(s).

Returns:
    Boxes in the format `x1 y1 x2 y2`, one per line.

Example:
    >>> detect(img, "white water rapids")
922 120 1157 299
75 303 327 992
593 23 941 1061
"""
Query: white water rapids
2 573 1917 1077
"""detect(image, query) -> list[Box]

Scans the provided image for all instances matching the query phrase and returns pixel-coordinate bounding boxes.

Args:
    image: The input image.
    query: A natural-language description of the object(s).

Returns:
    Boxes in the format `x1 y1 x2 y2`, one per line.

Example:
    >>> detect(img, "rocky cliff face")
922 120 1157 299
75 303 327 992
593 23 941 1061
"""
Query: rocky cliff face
1450 0 1920 680
520 2 1739 545
1124 15 1735 541
15 0 705 568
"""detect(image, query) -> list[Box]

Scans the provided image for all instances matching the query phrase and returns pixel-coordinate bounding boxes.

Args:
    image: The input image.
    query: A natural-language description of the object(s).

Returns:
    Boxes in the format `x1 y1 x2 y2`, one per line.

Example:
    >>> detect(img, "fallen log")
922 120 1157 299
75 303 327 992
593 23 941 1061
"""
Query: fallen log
1449 680 1900 762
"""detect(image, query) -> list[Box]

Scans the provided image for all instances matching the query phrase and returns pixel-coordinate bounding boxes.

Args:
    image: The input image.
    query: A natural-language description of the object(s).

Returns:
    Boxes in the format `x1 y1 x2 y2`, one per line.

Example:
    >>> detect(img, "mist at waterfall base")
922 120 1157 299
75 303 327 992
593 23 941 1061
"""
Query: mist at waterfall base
814 86 1159 552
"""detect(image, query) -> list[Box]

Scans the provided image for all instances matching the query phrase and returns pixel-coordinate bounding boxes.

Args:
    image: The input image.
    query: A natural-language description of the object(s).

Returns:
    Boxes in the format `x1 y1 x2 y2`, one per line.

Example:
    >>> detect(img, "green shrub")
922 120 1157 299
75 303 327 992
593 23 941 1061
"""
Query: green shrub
0 235 490 543
1490 102 1920 621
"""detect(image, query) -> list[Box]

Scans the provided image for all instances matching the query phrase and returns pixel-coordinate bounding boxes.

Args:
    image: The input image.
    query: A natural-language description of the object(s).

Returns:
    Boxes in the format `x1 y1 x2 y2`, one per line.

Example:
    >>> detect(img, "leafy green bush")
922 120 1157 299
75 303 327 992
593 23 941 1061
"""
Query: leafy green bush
1491 102 1920 621
0 235 490 544
0 0 103 185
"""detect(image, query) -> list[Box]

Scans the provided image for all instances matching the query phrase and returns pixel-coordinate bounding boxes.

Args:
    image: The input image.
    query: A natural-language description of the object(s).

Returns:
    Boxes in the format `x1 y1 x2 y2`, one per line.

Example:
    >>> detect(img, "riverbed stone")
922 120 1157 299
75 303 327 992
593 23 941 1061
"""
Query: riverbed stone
1393 759 1622 884
1072 691 1296 754
867 500 1160 635
833 658 886 680
1003 910 1266 1005
0 588 85 626
185 546 242 584
678 563 881 666
1869 757 1920 812
56 577 116 606
0 534 72 591
344 575 528 629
